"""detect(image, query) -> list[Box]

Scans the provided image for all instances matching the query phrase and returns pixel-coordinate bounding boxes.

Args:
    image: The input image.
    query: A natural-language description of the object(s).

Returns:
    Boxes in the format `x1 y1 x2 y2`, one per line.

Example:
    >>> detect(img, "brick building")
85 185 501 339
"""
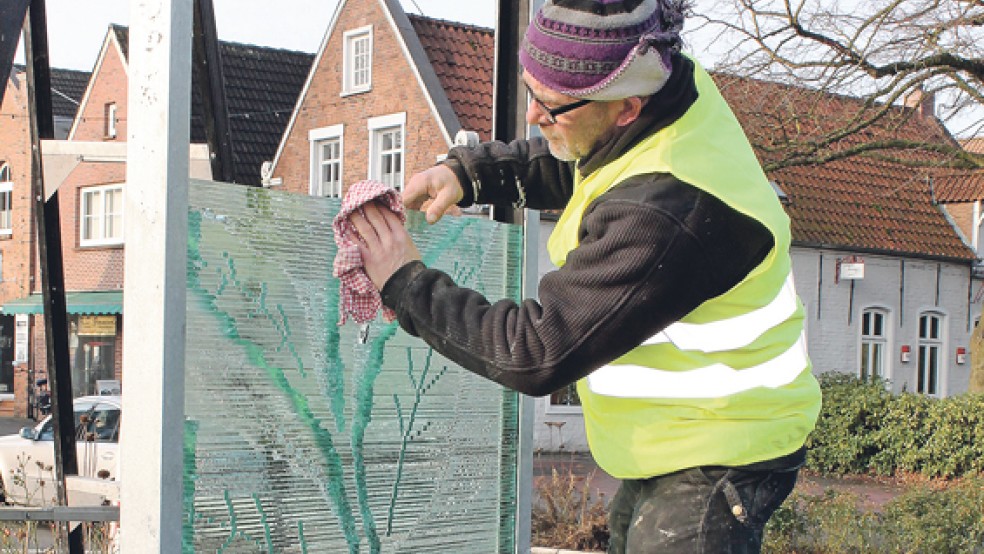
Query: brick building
0 25 313 417
0 64 89 416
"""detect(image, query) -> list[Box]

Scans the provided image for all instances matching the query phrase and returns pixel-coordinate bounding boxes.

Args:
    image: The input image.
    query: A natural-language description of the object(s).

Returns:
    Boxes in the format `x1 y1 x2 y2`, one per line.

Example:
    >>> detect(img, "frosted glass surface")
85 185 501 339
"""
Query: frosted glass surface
184 180 523 553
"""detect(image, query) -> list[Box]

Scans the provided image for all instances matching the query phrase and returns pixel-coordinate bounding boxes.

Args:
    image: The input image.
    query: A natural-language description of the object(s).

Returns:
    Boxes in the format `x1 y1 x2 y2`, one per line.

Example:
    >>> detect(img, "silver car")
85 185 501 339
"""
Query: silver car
0 395 121 506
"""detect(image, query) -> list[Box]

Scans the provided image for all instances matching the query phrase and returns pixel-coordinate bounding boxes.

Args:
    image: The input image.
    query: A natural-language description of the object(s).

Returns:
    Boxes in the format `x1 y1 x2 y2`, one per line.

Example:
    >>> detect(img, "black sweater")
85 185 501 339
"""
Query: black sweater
381 56 774 397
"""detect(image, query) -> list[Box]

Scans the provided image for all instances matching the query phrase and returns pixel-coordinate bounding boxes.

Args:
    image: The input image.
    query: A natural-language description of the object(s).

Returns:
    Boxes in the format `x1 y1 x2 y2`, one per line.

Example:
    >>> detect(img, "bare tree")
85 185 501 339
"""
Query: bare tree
691 0 984 171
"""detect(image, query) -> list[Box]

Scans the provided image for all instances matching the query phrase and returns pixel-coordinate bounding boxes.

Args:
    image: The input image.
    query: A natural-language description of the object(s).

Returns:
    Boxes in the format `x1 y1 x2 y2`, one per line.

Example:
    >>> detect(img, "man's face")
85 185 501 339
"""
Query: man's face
522 71 620 162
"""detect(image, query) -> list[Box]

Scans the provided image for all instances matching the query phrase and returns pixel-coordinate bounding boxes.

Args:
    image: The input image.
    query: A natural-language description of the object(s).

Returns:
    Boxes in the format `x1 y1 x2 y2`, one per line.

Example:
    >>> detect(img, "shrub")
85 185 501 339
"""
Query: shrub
806 373 892 474
764 477 984 554
808 372 984 479
532 465 609 552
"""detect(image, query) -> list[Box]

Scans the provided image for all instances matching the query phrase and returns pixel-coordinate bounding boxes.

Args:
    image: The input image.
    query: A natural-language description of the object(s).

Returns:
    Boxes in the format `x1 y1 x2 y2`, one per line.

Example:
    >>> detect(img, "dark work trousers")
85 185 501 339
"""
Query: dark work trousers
606 448 804 553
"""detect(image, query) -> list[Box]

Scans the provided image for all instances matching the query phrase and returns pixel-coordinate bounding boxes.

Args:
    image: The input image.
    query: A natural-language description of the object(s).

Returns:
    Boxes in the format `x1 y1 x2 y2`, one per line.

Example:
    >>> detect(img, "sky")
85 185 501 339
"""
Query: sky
14 0 980 138
22 0 498 72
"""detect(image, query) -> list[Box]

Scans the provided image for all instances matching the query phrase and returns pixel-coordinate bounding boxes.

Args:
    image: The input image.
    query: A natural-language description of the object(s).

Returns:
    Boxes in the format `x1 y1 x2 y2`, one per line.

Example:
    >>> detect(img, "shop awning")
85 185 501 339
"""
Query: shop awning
1 291 124 315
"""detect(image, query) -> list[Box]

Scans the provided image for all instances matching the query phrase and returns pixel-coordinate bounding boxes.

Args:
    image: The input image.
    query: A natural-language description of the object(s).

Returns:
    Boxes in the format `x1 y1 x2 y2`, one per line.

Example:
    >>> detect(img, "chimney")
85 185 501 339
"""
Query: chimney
904 88 935 118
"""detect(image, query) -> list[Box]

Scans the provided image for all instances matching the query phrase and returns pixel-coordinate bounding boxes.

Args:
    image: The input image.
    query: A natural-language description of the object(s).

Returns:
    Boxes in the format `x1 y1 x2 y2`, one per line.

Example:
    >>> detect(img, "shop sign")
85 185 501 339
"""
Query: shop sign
79 315 117 336
14 314 28 363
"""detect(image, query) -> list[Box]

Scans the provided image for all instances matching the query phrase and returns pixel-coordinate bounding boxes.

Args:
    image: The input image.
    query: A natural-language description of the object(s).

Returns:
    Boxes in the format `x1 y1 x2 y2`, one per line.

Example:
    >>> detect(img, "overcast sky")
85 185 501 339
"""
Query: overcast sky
25 0 496 71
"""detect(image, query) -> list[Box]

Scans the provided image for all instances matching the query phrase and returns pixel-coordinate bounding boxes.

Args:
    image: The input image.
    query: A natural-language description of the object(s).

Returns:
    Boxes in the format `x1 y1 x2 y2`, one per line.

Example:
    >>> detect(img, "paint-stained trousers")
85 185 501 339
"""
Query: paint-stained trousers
606 448 804 553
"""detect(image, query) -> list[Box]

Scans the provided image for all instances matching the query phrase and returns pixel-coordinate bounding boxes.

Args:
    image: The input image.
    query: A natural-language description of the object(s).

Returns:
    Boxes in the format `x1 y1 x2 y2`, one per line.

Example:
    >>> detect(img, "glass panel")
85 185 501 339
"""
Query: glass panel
860 343 870 380
919 316 927 339
861 312 870 336
185 180 523 552
873 312 883 336
918 346 927 393
872 343 883 379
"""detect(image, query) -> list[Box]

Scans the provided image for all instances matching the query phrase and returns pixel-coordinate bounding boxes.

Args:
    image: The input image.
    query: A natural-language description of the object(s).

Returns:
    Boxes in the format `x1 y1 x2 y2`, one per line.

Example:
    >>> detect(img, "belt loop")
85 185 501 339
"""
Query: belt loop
719 471 748 524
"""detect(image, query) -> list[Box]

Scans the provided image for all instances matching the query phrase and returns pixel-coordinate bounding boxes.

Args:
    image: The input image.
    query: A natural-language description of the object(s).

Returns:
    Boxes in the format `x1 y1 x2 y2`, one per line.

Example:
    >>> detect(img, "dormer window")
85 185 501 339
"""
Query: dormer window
342 26 372 95
105 102 118 139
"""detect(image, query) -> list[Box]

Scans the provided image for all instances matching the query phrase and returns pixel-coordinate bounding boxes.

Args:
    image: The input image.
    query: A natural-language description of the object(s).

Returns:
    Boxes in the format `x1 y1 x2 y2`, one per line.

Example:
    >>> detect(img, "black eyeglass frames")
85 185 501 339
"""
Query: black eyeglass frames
524 83 592 124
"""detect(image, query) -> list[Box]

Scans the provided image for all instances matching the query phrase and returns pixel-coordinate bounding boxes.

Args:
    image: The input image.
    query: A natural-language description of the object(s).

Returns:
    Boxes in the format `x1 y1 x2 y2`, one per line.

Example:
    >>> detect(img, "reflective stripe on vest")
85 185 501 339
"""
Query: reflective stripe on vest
586 333 809 399
644 275 799 353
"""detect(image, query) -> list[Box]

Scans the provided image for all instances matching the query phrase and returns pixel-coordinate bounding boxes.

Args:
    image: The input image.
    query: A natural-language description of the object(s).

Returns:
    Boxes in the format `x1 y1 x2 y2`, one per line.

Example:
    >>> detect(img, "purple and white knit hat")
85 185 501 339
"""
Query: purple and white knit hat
520 0 689 101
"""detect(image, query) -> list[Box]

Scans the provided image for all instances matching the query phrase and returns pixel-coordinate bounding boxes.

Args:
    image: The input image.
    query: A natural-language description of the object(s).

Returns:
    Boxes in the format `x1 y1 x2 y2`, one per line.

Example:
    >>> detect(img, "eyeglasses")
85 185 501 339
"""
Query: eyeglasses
524 84 592 124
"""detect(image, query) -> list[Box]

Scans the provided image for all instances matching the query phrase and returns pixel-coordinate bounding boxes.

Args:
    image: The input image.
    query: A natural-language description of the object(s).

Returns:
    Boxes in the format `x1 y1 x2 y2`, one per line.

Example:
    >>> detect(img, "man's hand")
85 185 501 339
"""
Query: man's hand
404 165 464 224
349 201 422 290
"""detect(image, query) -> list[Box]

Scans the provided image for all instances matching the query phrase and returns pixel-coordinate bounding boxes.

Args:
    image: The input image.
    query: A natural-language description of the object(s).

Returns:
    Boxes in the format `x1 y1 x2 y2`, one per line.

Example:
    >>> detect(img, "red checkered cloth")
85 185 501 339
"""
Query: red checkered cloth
332 180 406 325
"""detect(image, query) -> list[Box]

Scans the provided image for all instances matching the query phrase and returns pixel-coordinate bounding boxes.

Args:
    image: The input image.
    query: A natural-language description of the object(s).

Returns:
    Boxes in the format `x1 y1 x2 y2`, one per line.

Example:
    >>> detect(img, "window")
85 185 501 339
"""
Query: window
105 102 117 139
80 184 124 246
309 125 343 197
343 26 372 94
917 312 944 396
0 163 11 236
860 308 888 381
368 113 405 190
549 384 580 407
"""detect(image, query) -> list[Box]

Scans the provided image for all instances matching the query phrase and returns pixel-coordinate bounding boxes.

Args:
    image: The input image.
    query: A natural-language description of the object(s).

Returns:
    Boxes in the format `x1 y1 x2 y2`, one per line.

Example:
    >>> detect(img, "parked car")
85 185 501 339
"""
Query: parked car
0 395 121 506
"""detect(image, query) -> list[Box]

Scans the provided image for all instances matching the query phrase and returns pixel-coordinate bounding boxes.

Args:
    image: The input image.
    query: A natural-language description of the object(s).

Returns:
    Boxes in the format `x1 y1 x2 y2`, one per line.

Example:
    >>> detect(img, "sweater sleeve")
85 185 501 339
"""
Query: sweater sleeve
442 136 576 210
380 175 774 396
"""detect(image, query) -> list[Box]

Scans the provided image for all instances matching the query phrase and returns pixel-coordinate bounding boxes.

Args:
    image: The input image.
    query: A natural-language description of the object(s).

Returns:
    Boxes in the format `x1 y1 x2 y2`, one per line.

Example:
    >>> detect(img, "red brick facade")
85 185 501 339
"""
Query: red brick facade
273 0 451 196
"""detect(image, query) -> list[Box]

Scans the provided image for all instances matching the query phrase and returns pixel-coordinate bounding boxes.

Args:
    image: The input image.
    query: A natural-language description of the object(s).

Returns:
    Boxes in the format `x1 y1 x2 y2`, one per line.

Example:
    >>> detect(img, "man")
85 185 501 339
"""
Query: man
350 0 822 551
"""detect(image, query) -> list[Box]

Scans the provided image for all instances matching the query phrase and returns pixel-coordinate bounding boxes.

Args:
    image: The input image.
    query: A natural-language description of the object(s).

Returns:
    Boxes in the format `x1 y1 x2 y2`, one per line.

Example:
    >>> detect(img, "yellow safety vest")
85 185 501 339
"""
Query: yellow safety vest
547 57 822 479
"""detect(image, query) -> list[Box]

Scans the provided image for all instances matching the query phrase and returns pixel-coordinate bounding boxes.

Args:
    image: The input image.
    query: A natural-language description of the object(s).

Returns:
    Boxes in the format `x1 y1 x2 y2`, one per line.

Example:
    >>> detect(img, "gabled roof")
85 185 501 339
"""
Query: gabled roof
49 67 90 120
10 65 89 120
408 15 494 140
712 72 975 261
111 25 314 185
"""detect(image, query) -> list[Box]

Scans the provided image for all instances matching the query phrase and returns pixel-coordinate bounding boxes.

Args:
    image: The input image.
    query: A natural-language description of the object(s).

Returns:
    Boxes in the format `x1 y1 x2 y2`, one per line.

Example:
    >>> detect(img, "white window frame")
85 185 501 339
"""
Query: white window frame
859 307 890 383
546 383 582 415
105 102 117 139
342 26 372 95
916 311 946 397
0 163 12 236
80 183 124 247
368 113 405 190
309 124 344 198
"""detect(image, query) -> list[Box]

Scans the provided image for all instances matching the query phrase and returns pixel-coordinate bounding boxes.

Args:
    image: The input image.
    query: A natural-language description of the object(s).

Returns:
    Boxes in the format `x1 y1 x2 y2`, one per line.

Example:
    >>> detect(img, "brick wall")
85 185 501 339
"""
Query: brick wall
273 0 450 195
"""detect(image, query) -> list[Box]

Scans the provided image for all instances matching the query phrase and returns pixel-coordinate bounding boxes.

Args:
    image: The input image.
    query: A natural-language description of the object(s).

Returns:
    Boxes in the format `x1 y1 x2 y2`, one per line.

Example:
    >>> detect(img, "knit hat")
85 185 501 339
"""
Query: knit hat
520 0 689 101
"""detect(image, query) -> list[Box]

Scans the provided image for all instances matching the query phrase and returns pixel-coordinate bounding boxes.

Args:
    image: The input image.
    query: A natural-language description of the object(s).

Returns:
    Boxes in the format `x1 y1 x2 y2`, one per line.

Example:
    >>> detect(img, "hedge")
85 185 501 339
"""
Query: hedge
806 372 984 478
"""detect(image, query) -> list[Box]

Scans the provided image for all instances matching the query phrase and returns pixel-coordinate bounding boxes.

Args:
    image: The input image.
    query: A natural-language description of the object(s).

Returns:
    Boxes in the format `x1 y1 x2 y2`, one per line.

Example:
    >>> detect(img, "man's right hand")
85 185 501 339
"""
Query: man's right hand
403 165 464 224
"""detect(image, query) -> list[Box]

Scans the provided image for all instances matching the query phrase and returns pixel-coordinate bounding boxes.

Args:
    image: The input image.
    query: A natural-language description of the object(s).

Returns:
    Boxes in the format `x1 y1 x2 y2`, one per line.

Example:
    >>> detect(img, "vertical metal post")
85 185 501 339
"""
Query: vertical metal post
120 0 191 550
494 1 535 552
491 0 530 225
23 1 83 550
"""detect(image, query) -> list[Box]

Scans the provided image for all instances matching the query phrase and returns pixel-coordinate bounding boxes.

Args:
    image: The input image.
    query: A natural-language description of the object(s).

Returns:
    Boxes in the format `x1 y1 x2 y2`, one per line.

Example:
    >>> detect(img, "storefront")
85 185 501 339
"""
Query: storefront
1 291 123 416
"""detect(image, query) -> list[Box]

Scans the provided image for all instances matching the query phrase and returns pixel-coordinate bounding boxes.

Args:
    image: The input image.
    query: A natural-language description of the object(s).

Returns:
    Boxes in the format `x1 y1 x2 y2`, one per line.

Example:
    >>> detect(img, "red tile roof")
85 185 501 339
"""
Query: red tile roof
406 17 974 261
935 171 984 203
962 137 984 154
408 15 495 141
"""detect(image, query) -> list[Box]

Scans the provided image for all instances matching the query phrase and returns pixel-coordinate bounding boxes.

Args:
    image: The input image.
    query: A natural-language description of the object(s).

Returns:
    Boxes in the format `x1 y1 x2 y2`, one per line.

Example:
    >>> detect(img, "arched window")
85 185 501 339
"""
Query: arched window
860 308 889 381
917 312 944 396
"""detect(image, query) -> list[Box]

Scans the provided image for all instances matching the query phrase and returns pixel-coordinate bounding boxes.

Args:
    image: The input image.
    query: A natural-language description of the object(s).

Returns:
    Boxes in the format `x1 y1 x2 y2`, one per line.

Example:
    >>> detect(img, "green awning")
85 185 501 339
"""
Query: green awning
1 291 123 315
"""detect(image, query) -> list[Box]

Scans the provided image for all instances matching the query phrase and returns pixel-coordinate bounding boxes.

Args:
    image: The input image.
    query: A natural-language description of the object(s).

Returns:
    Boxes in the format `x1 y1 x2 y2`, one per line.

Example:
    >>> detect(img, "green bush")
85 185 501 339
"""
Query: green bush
807 372 984 479
763 477 984 554
805 373 892 475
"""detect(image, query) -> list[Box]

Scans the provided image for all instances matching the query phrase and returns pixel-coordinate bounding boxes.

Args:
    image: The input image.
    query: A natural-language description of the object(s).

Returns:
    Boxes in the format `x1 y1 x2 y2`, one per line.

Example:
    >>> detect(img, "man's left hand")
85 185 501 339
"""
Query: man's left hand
349 201 422 290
